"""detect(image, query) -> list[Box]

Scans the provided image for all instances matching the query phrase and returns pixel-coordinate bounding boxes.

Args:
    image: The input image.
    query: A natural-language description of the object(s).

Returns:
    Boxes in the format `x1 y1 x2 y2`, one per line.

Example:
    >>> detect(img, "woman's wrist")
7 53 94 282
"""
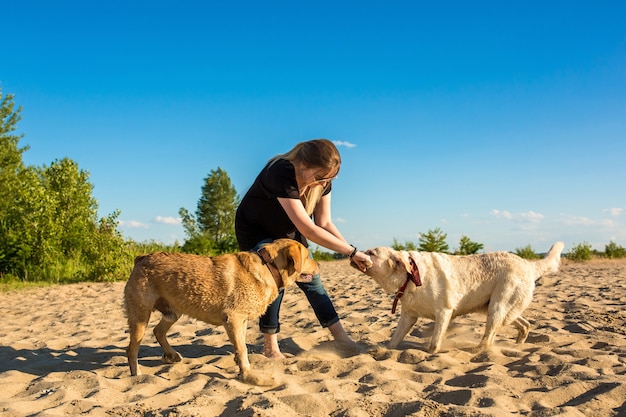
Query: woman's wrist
348 244 358 259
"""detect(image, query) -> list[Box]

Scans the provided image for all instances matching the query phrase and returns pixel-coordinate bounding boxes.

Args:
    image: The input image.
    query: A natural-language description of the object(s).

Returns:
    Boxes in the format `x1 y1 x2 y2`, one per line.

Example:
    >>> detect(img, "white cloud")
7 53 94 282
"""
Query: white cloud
491 209 544 223
520 211 544 222
606 207 623 217
333 140 357 148
490 209 513 220
558 215 596 226
154 216 182 225
119 220 149 229
335 217 347 223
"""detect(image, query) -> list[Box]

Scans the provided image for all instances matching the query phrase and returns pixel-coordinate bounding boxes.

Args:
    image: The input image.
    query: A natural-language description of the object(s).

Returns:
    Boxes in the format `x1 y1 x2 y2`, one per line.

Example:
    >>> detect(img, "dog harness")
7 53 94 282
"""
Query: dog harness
391 256 422 314
256 247 284 289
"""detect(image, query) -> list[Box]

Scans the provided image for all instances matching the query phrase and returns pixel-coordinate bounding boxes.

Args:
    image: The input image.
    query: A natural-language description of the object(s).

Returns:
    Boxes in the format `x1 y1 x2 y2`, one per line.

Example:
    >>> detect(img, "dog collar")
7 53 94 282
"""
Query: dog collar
391 256 422 314
256 247 284 289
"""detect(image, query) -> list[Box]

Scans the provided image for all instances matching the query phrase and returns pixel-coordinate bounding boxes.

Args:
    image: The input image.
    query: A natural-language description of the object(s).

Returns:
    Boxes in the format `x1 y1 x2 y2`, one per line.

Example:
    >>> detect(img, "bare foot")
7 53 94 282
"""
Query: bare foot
263 349 286 360
263 333 286 359
335 339 363 355
328 321 360 351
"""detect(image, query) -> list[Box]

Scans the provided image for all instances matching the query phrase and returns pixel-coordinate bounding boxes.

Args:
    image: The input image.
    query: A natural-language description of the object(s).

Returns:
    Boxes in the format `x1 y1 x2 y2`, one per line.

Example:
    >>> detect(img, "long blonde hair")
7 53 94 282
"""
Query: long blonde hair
269 139 341 215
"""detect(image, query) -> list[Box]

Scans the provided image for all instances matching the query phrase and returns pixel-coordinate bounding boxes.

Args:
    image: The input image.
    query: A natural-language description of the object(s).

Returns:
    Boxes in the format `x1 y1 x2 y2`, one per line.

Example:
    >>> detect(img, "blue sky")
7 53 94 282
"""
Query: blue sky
2 1 625 252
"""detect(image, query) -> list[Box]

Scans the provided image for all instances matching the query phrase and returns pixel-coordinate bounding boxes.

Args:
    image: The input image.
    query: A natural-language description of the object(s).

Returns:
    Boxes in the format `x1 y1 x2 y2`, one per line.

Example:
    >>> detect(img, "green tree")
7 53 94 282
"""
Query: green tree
455 235 484 255
0 89 128 282
418 228 449 253
43 158 99 256
180 167 239 254
0 89 26 195
0 90 35 276
82 209 129 281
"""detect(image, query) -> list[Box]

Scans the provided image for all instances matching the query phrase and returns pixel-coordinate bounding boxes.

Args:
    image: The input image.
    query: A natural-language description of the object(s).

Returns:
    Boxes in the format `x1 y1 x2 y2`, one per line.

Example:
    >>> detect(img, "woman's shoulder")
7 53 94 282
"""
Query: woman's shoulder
256 158 297 197
264 158 295 178
267 158 292 170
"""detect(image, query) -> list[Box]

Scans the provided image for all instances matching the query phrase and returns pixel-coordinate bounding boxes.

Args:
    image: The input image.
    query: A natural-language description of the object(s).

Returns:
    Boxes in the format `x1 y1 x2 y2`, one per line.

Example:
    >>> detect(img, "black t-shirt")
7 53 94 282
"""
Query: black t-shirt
235 158 331 251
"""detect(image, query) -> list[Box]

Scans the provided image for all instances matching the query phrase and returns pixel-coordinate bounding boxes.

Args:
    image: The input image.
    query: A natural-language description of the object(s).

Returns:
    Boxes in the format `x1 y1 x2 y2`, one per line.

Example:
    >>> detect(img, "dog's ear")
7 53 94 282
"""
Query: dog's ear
285 243 303 276
390 252 409 274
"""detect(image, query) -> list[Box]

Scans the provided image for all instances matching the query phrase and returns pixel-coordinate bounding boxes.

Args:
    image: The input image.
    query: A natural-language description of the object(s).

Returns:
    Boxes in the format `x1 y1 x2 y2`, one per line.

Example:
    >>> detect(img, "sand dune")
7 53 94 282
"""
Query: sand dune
1 258 625 416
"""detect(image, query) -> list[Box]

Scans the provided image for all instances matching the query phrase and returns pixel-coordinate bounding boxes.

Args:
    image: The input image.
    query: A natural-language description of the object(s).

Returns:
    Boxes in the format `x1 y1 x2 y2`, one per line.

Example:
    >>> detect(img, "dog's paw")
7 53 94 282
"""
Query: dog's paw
162 352 183 364
241 371 276 386
369 346 392 361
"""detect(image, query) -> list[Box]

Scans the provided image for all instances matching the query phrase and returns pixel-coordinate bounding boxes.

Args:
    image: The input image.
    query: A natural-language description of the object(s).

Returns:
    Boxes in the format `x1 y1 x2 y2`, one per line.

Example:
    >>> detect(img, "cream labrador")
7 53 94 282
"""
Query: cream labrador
357 242 564 353
124 238 319 385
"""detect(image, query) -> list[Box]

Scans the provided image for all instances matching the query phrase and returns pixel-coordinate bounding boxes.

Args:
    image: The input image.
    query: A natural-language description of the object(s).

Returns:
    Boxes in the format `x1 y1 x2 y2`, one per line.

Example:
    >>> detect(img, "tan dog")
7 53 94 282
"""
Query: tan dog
358 242 565 353
123 238 318 385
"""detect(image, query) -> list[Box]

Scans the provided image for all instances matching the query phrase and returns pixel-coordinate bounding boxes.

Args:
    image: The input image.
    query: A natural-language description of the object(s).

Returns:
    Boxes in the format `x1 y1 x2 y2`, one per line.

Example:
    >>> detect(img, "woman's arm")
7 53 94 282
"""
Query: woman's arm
312 192 346 242
277 193 371 270
278 194 351 254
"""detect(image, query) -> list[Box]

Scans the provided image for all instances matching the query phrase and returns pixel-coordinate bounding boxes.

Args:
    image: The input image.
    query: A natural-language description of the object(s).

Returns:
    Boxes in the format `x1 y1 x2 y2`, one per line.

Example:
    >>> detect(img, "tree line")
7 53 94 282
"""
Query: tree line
2 89 624 284
394 227 626 261
0 89 249 284
1 90 129 282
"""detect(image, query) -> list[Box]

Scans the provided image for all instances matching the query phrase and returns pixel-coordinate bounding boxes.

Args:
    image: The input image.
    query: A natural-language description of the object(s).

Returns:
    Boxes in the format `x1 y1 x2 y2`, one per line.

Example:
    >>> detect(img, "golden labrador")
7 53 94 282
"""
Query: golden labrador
357 242 564 353
123 238 318 385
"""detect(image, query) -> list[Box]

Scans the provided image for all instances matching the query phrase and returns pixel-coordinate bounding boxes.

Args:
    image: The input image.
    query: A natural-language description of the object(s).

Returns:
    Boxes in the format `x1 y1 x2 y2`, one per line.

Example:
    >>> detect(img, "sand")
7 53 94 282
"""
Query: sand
1 258 625 416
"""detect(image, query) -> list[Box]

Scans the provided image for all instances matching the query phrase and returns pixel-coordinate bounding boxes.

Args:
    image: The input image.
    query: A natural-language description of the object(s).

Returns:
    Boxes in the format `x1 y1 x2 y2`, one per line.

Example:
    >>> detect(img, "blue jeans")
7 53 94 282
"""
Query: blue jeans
253 239 340 334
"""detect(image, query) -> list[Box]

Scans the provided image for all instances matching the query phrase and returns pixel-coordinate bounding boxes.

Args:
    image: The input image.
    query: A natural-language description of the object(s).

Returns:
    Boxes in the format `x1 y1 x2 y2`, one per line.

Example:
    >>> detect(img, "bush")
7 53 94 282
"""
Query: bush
310 246 335 261
391 238 417 251
568 242 593 262
181 233 215 256
515 245 540 260
605 241 626 259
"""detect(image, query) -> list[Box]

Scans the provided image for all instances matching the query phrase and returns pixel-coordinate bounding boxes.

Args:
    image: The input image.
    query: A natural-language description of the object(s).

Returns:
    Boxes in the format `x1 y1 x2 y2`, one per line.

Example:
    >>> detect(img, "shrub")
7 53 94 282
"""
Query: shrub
310 246 335 261
391 238 417 251
605 241 626 259
568 242 593 262
515 245 540 260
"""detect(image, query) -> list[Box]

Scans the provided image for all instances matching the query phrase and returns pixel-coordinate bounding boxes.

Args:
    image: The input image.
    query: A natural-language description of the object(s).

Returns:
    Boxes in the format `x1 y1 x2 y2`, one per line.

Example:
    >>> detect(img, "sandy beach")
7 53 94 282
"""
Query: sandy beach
1 258 625 416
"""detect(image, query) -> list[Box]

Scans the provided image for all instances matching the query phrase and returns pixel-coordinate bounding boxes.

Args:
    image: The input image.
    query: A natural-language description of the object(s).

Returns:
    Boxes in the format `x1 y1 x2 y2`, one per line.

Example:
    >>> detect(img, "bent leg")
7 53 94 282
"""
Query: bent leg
154 314 182 364
389 310 419 349
512 316 530 344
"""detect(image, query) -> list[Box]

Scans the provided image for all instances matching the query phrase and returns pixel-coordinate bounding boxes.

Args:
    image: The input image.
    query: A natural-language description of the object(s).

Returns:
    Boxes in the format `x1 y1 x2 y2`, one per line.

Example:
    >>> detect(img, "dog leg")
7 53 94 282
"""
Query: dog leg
223 313 274 386
429 308 453 353
126 310 151 376
476 306 507 351
388 311 418 349
152 298 183 364
154 316 183 364
512 316 530 344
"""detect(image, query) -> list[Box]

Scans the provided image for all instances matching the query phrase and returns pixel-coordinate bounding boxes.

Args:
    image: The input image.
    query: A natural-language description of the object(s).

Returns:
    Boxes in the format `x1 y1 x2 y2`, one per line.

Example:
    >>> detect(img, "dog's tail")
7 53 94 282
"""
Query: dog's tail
535 241 565 279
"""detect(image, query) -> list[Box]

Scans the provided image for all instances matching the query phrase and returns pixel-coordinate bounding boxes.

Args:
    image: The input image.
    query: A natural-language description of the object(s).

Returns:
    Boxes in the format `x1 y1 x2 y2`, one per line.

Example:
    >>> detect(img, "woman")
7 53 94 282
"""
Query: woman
235 139 372 358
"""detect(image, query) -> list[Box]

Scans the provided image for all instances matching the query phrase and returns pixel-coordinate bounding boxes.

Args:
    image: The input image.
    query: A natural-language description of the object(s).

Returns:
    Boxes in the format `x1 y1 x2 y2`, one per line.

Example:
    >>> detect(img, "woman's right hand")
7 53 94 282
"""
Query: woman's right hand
351 251 372 272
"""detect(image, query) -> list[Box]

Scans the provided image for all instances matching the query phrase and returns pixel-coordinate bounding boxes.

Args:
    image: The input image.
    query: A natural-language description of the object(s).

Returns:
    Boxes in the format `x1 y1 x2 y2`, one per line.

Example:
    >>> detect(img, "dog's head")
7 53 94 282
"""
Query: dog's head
354 247 415 294
263 239 319 287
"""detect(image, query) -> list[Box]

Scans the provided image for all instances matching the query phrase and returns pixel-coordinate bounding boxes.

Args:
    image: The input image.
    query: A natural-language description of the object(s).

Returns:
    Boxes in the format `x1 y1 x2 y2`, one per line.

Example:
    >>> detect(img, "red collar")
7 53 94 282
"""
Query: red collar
391 256 422 313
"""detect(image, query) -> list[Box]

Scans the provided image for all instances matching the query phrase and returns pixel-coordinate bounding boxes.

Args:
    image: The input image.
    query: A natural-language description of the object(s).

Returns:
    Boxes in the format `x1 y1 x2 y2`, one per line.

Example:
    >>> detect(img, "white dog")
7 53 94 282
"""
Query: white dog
358 242 565 353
